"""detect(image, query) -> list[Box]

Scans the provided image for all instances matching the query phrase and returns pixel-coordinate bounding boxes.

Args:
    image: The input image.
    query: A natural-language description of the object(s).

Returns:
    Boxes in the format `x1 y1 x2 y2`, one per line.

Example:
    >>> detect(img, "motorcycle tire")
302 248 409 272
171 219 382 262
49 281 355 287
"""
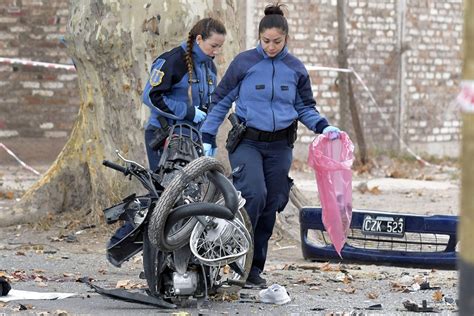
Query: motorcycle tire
142 224 162 297
148 156 225 252
208 206 254 294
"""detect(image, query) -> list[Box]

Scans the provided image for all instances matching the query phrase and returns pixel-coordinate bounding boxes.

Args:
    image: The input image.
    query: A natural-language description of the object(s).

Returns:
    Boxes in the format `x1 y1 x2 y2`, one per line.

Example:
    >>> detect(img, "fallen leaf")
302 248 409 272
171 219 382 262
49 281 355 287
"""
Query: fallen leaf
341 286 356 294
390 281 408 292
296 277 308 284
132 256 142 264
5 191 15 200
282 263 297 271
433 290 444 302
115 279 145 289
223 265 230 274
369 186 381 195
116 279 131 288
54 310 69 316
320 262 340 272
367 292 379 299
320 262 331 271
16 251 26 256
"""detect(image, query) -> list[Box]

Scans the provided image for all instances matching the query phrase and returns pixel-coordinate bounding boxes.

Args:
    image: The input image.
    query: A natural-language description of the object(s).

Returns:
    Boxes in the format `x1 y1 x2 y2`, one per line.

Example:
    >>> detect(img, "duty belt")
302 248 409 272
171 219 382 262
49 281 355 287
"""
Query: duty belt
244 125 292 142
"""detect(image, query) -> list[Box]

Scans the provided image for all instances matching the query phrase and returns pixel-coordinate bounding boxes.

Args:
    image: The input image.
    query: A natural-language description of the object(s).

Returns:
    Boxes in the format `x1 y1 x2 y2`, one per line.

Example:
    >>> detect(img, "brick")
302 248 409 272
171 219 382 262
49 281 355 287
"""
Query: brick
0 17 18 23
32 90 54 97
42 82 64 89
0 130 19 137
44 131 67 138
39 122 54 129
20 81 40 89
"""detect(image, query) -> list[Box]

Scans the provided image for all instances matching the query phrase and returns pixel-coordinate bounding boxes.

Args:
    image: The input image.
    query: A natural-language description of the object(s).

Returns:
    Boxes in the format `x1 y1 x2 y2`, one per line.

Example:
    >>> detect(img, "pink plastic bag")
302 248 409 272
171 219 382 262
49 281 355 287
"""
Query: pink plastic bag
307 132 354 257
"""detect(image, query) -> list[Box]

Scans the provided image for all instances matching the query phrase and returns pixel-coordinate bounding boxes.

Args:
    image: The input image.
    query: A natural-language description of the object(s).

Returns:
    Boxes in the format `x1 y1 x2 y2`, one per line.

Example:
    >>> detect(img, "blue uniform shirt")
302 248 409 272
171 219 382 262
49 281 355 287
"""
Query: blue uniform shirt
201 44 328 144
142 41 217 128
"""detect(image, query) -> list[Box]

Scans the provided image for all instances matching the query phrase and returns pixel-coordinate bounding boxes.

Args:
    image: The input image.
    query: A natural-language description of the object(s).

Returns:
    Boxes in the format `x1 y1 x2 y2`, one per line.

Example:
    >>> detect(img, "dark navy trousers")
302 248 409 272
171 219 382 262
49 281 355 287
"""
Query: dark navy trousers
229 138 293 277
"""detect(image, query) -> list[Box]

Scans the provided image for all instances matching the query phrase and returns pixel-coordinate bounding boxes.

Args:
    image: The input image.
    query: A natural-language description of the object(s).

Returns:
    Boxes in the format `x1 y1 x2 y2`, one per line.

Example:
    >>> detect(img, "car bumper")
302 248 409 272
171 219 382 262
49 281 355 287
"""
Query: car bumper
300 207 458 269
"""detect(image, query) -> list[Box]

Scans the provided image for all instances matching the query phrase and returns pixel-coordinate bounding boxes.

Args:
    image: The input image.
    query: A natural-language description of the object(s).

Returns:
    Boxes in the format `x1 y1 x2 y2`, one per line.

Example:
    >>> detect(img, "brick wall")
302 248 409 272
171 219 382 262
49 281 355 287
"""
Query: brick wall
0 0 78 140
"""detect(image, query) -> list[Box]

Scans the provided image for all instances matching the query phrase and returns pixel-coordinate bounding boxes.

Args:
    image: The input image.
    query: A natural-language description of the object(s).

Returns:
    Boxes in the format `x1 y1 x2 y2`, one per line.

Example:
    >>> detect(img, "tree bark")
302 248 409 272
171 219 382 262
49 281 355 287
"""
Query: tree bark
2 0 241 226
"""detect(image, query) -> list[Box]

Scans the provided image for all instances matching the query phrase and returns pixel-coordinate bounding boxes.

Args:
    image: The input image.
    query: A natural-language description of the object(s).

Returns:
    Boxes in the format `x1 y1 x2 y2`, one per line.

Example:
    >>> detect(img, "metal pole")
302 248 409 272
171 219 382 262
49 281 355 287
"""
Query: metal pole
459 0 474 315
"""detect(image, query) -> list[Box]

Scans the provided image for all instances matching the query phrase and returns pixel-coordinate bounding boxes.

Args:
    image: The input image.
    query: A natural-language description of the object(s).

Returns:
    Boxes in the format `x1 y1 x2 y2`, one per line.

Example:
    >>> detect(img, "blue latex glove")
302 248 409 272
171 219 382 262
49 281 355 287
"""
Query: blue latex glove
193 108 207 123
322 126 341 140
203 143 217 157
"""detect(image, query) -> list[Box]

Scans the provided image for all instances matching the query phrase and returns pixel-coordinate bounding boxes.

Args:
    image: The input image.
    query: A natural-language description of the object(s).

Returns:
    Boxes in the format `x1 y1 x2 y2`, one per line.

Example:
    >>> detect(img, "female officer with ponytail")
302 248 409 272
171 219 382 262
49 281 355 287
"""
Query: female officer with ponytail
142 17 226 170
201 4 341 286
106 18 226 266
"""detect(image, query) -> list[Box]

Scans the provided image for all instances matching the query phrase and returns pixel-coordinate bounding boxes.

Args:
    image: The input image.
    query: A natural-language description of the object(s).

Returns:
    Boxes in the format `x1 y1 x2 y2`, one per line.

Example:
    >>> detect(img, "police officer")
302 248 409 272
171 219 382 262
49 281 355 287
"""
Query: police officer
201 4 341 286
142 17 226 170
106 18 226 266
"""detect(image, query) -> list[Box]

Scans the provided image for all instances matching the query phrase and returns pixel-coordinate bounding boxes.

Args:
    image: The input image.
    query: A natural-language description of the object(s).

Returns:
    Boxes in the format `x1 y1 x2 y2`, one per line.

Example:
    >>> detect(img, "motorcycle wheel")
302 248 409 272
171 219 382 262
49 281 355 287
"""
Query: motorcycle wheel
143 224 163 297
148 157 225 252
208 206 254 294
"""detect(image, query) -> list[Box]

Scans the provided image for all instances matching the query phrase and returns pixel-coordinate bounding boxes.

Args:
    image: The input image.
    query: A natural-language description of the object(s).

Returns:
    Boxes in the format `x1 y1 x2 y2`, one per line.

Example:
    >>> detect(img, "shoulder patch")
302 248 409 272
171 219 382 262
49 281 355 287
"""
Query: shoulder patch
149 59 166 87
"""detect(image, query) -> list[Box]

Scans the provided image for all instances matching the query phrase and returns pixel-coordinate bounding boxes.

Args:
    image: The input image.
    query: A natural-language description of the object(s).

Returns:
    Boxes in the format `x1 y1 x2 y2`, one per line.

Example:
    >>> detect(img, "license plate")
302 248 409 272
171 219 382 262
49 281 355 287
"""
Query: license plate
362 215 405 237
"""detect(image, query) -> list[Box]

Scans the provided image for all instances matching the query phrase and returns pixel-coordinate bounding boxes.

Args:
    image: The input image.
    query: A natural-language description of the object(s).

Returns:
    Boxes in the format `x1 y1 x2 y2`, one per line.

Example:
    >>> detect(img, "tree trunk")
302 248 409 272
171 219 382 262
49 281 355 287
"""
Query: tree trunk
348 77 368 165
336 0 351 133
337 0 368 165
2 0 241 226
459 0 474 313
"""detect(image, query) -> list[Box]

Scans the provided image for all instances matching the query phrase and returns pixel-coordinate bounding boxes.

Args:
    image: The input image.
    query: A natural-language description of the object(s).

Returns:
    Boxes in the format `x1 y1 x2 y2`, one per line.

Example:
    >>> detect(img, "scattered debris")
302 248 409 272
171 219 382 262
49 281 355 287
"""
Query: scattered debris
258 284 291 305
403 299 438 313
354 303 383 311
115 279 146 290
0 277 11 296
0 289 77 302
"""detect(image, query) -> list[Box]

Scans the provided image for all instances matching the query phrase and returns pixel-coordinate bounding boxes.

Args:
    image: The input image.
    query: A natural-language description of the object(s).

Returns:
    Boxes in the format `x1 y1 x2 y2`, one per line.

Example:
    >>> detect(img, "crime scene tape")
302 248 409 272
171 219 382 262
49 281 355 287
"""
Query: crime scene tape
0 57 76 71
0 143 41 176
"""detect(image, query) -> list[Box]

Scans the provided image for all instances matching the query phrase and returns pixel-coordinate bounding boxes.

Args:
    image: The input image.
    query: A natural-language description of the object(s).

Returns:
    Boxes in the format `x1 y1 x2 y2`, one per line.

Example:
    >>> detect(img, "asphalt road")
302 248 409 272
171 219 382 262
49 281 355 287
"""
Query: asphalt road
0 221 459 315
0 160 461 315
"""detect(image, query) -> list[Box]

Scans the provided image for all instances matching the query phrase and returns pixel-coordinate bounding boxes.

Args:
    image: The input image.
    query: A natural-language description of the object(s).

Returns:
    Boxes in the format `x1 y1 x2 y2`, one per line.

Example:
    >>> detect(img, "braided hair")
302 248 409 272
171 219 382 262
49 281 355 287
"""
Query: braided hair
185 18 226 104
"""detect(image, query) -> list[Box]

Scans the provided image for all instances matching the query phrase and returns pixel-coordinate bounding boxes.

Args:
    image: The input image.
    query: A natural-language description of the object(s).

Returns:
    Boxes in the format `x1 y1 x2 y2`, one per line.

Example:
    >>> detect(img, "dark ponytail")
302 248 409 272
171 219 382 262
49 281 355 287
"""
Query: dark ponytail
258 3 289 36
184 18 226 103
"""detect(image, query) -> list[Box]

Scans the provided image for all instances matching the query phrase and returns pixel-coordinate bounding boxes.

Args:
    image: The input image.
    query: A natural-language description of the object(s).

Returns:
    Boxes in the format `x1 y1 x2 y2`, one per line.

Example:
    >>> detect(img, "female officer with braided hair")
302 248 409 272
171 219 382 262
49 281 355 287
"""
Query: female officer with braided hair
106 18 226 266
142 17 226 170
201 4 341 286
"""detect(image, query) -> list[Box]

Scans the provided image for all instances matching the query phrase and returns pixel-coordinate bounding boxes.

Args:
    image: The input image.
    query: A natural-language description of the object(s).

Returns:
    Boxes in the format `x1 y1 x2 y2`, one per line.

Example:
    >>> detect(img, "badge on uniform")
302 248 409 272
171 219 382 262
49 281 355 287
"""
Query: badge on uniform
150 68 165 86
149 59 166 87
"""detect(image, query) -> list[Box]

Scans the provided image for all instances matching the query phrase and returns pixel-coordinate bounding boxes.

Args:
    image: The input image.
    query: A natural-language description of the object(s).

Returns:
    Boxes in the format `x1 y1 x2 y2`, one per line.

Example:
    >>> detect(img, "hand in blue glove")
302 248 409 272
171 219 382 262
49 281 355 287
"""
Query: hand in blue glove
203 143 217 157
193 108 207 124
322 126 341 140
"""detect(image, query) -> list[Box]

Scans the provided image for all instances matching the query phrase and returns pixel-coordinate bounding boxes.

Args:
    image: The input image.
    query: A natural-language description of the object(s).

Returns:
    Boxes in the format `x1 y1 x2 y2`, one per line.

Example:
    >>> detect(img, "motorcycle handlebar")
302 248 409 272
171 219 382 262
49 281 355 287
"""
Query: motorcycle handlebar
102 160 128 175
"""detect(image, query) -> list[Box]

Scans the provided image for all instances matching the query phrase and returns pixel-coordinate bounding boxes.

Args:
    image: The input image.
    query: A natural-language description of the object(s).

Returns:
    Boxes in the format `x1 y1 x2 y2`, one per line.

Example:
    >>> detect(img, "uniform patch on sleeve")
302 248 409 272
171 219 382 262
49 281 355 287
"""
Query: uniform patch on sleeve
149 59 166 87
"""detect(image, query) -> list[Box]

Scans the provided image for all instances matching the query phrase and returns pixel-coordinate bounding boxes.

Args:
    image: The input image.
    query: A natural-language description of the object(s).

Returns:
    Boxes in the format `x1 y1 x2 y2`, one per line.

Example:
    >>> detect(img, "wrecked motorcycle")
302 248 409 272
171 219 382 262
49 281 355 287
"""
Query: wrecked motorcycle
102 123 253 306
